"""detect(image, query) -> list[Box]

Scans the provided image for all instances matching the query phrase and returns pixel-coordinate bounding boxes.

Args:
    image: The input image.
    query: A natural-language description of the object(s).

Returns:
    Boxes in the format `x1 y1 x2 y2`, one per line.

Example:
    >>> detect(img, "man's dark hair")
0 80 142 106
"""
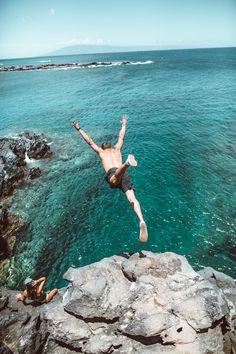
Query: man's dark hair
26 282 34 291
101 142 111 150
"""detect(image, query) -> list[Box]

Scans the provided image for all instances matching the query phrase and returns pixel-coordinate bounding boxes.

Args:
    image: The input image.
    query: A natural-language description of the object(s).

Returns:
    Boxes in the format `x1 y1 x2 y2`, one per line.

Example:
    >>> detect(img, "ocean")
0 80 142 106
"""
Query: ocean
0 48 235 289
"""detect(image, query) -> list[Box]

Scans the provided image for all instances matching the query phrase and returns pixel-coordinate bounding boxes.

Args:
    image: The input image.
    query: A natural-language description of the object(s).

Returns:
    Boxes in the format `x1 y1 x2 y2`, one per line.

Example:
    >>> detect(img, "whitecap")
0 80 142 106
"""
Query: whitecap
39 59 51 63
130 60 154 65
25 152 35 164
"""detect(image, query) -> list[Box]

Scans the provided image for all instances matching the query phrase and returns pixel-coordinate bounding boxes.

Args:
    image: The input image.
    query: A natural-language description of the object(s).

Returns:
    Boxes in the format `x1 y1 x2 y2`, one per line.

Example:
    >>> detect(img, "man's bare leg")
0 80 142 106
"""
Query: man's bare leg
110 155 137 186
46 288 58 303
125 189 148 242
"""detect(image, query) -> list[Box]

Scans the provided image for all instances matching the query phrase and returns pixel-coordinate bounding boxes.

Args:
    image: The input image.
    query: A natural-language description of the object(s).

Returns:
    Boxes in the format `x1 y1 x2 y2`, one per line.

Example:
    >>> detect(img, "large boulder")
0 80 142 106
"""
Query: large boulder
0 251 235 353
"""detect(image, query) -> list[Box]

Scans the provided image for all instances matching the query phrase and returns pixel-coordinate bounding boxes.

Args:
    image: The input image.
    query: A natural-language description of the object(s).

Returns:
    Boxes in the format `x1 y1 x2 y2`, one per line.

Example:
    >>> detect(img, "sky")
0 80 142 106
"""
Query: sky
0 0 236 58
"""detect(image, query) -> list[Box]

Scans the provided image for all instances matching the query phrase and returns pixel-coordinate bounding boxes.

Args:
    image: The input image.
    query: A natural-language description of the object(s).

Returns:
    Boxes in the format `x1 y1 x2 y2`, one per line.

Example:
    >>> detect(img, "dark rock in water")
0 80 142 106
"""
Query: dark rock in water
28 167 42 180
0 251 235 353
0 205 9 233
0 138 25 197
0 60 134 72
21 132 52 159
0 132 52 199
0 236 9 258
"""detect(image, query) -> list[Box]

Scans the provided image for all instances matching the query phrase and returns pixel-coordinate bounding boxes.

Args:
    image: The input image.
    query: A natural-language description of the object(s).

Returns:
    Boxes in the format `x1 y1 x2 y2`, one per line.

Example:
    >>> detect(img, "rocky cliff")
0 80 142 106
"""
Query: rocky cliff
0 251 235 354
0 132 52 285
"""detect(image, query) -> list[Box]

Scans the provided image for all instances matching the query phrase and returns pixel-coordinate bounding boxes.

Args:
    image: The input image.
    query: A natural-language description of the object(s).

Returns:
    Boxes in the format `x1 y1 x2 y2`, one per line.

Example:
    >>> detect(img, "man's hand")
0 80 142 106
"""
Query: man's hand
121 115 128 126
72 120 80 130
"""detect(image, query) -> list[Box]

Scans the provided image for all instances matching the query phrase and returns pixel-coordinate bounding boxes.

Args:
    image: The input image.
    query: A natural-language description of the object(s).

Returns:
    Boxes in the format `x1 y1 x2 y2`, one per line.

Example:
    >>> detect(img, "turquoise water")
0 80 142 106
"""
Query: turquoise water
0 48 235 289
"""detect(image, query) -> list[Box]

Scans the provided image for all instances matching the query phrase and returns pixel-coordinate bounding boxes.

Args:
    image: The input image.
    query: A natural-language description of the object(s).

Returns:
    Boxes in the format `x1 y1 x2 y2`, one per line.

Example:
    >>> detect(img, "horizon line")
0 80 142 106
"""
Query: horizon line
0 45 235 61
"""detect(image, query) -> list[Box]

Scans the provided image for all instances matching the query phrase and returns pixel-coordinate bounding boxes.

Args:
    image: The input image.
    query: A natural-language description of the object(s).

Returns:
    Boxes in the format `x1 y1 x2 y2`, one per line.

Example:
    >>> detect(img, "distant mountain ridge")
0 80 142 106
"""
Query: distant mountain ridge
47 44 161 56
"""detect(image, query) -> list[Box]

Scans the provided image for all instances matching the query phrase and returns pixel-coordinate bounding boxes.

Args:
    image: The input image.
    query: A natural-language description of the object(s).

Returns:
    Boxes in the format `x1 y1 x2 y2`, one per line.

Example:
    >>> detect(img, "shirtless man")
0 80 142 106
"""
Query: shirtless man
72 115 148 242
16 277 58 304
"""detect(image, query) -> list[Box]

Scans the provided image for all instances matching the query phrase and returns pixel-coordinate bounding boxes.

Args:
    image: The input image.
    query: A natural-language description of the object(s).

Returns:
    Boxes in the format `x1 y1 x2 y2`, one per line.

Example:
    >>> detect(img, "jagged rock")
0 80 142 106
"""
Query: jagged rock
28 167 42 179
0 236 9 259
21 132 52 159
0 289 8 310
42 295 92 351
0 133 51 199
0 252 235 353
63 257 131 321
0 205 10 259
0 205 9 233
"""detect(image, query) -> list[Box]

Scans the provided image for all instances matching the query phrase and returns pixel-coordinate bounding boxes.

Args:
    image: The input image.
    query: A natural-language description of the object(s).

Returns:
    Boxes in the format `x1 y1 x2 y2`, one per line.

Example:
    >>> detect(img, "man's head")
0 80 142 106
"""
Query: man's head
24 277 33 286
101 142 111 150
24 277 34 290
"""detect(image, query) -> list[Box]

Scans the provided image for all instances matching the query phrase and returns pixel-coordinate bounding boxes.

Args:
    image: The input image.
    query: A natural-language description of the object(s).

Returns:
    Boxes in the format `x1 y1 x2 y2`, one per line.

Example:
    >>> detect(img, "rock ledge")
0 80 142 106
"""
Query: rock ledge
0 251 236 353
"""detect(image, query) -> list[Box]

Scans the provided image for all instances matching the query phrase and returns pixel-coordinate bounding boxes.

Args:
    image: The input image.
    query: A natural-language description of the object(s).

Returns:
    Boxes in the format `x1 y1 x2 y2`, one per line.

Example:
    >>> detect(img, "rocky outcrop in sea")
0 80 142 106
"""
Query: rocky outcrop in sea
1 251 235 353
0 61 133 72
0 132 51 198
0 132 52 284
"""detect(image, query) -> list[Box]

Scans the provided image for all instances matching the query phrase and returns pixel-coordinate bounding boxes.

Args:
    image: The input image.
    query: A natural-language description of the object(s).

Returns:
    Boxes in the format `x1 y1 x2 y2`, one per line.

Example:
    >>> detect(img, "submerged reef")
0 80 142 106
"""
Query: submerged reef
0 133 52 284
0 251 236 353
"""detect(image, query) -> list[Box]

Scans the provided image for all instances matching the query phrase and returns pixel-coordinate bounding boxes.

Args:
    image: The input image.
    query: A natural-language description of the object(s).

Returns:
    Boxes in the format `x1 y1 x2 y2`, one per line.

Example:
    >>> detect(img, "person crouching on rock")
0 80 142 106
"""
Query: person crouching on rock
16 277 58 304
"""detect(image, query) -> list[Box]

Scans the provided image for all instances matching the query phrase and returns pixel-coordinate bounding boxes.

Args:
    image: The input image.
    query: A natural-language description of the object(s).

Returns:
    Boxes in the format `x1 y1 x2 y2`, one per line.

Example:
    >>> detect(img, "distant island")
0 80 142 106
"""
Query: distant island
46 44 235 57
47 44 161 56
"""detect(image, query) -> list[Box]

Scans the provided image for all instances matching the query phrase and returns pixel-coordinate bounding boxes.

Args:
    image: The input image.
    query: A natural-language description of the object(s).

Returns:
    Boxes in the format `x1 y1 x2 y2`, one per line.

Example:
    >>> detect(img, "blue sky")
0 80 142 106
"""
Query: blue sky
0 0 235 58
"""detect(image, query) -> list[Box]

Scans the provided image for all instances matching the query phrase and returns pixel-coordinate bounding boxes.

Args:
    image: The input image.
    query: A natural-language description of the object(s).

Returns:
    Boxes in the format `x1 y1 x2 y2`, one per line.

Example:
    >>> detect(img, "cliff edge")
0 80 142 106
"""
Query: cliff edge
0 251 236 354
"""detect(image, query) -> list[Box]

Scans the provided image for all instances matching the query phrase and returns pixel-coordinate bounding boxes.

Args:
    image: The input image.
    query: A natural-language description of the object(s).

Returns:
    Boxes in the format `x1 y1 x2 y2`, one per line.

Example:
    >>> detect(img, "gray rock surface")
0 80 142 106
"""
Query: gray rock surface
0 251 235 353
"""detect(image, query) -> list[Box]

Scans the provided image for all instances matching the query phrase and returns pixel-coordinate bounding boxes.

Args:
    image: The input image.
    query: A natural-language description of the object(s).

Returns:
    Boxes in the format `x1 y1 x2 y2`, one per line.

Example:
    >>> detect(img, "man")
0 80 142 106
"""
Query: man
16 277 58 304
72 115 148 242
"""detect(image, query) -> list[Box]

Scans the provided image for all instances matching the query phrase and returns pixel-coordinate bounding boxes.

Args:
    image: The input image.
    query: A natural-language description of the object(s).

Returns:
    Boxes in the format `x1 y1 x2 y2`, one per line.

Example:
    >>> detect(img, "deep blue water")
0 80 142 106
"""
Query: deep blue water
0 48 235 289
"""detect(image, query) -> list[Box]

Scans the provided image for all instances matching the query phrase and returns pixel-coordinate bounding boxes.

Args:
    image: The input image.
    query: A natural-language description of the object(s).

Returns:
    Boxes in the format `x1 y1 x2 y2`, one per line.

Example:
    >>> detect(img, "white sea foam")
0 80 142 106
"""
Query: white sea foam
39 59 51 63
25 152 35 164
130 60 154 65
82 60 154 69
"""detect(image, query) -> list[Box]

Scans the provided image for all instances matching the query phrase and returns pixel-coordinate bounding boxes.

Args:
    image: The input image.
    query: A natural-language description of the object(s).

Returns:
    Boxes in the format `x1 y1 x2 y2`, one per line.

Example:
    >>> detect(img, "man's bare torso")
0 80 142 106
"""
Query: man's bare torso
99 148 122 172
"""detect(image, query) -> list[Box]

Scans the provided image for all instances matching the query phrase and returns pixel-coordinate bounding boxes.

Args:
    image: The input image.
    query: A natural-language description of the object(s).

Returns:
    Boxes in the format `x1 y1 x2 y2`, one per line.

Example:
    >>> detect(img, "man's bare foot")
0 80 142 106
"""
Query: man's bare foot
72 120 80 130
139 221 148 242
126 154 137 167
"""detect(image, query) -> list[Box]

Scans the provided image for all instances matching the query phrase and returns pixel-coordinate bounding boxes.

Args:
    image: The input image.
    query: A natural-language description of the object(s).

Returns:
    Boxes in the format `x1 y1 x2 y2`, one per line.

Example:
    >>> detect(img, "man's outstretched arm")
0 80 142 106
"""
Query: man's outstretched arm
72 120 102 153
114 115 128 150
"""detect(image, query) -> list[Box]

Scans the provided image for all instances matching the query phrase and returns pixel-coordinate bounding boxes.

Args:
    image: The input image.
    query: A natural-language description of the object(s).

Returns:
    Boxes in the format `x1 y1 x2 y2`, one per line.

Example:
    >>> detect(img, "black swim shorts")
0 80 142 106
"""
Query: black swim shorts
105 167 134 193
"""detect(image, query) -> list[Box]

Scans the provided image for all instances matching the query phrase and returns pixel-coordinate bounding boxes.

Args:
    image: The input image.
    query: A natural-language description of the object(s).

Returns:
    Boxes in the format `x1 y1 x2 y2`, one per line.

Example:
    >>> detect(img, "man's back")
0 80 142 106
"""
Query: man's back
72 116 148 242
99 148 122 172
